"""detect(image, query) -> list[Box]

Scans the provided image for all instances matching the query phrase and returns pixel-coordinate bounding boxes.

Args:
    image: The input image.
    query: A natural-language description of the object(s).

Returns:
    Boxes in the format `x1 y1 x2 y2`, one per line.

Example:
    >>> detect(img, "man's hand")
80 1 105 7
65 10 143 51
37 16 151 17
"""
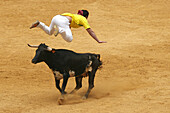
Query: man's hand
98 41 107 43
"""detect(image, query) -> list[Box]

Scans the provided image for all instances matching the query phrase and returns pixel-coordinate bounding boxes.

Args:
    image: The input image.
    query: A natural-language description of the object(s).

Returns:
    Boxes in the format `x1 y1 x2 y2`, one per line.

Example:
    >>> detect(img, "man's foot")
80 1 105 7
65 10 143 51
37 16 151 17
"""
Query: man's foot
30 20 39 29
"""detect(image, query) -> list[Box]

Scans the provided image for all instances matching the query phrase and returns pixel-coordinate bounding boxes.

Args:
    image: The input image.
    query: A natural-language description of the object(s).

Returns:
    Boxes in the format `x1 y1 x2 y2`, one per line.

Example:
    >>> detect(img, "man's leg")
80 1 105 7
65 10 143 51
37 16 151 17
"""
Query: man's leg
30 17 56 35
60 27 73 42
37 19 55 35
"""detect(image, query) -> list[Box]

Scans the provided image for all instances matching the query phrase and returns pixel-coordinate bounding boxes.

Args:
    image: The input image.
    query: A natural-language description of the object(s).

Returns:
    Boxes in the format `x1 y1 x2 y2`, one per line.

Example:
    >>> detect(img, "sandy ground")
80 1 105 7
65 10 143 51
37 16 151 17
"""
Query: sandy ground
0 0 170 113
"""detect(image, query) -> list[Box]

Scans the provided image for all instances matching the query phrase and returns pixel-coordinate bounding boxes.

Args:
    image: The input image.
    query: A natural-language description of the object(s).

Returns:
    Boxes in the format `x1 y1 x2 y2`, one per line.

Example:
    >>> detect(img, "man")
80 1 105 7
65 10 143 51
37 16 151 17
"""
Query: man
30 10 106 43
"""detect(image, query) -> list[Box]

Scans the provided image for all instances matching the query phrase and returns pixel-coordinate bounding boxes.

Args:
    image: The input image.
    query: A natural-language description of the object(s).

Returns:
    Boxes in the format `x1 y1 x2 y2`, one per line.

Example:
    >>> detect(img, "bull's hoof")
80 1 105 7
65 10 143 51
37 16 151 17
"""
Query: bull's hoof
58 95 64 105
58 99 64 105
58 97 64 105
82 96 87 100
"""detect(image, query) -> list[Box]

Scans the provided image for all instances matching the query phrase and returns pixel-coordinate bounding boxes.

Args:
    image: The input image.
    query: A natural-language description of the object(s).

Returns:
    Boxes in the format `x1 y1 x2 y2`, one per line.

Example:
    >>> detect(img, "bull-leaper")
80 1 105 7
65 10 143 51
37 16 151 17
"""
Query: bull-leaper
30 10 107 43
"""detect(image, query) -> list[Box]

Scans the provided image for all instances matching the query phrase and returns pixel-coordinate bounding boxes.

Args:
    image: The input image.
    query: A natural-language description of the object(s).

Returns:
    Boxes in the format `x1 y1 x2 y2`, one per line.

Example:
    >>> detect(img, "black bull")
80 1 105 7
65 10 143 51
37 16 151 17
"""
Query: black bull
28 43 102 100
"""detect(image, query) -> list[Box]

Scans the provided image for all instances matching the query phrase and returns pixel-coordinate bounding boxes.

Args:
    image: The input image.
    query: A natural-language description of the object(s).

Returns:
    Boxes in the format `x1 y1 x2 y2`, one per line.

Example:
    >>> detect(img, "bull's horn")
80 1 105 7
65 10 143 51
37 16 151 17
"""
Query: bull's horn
27 44 39 48
47 47 52 51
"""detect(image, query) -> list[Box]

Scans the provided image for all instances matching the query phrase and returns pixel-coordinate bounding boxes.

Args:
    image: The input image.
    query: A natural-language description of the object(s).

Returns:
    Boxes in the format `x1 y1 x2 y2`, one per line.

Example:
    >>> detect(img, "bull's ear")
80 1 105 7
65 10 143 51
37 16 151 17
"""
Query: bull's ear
41 43 45 45
27 44 38 48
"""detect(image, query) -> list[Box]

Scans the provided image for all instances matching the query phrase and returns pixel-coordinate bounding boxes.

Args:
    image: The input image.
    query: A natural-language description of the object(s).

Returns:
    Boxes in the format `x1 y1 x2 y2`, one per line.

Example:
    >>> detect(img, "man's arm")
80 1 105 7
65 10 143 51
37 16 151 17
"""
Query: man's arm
86 28 107 43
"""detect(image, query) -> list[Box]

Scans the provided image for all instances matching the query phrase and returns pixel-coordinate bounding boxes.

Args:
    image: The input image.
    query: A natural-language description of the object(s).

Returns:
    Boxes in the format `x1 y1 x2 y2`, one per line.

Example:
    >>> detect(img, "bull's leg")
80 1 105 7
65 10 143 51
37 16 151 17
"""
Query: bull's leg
70 76 83 94
83 71 96 99
58 73 69 104
61 73 69 95
54 77 62 92
54 78 67 94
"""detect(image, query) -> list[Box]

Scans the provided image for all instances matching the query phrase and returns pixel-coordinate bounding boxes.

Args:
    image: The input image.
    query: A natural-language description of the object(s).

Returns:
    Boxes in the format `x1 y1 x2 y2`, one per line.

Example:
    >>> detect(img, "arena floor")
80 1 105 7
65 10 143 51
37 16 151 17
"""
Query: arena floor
0 0 169 113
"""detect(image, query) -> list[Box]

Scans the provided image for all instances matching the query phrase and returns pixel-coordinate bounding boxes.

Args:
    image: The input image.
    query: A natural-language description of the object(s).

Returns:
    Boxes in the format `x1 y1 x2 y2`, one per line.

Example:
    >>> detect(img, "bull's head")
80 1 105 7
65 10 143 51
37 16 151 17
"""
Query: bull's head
28 43 52 64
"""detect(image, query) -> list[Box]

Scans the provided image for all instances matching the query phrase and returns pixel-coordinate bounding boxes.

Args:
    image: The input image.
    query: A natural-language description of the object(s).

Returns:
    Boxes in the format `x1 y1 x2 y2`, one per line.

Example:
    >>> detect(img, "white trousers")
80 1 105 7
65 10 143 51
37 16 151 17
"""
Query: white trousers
37 15 73 42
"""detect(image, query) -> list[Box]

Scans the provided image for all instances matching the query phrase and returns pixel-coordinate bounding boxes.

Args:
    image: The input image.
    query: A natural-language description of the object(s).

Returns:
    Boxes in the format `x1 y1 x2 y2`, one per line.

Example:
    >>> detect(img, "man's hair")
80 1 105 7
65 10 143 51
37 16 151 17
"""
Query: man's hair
82 10 89 18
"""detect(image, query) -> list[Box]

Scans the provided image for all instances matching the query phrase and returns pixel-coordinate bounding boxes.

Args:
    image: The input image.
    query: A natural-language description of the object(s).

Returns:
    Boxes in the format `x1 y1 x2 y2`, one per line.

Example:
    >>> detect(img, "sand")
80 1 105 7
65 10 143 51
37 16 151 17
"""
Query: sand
0 0 169 113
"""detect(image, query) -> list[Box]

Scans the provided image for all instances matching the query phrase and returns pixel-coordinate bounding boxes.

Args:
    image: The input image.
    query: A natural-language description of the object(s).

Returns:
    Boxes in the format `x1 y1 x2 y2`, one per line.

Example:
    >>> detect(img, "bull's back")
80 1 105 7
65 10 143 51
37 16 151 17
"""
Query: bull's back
53 49 102 69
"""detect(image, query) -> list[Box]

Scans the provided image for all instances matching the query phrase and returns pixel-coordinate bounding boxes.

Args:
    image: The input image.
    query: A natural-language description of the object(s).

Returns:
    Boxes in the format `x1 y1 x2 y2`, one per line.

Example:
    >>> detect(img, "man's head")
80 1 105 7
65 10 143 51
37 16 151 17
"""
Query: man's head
77 10 89 18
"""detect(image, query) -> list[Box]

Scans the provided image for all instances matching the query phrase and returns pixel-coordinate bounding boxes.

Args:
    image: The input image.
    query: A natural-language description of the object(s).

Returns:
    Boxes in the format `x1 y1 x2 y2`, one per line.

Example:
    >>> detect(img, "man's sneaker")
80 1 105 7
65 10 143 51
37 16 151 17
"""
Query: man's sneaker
30 20 39 29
